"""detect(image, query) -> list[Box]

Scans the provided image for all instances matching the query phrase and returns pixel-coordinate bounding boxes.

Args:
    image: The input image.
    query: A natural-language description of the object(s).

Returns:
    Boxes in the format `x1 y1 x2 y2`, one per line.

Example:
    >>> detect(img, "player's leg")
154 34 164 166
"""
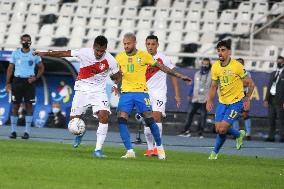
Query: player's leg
9 78 24 138
92 93 111 157
117 93 135 158
22 81 36 139
232 120 240 131
181 103 200 136
70 91 88 148
198 103 207 138
242 111 251 140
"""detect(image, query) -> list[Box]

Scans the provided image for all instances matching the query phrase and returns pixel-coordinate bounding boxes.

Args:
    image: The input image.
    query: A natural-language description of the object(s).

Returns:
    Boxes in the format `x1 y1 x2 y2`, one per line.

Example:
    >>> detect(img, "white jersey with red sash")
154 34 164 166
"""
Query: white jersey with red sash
71 48 119 93
145 52 174 115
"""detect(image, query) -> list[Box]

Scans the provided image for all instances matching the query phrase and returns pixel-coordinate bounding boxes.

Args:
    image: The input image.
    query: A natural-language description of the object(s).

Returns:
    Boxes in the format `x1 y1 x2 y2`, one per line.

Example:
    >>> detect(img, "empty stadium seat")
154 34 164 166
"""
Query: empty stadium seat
236 11 251 22
108 0 123 6
152 30 167 41
124 0 140 7
123 7 137 17
104 28 119 40
0 33 5 45
68 38 83 48
168 20 184 30
165 42 182 53
44 4 59 14
78 0 93 4
264 45 279 59
189 0 204 10
60 3 75 15
137 19 152 29
235 23 250 35
270 2 284 16
24 23 39 35
121 18 135 28
88 17 104 28
110 6 123 16
155 8 170 18
105 17 120 28
156 0 171 7
91 6 106 16
205 0 220 10
202 21 217 32
11 12 26 23
139 7 154 18
187 9 202 21
54 25 70 38
198 43 215 54
0 22 7 33
238 2 253 12
200 33 216 43
219 9 235 22
72 16 86 26
57 15 72 26
26 13 40 24
0 12 10 22
170 9 184 19
185 20 200 31
8 23 23 34
172 0 188 8
93 0 108 6
75 5 90 16
29 3 43 13
252 12 267 24
107 39 117 51
203 9 218 21
217 22 233 33
254 2 268 12
0 1 13 12
87 28 102 38
39 24 54 36
6 34 21 46
184 32 199 43
153 19 167 29
168 30 183 42
71 26 85 38
136 29 151 42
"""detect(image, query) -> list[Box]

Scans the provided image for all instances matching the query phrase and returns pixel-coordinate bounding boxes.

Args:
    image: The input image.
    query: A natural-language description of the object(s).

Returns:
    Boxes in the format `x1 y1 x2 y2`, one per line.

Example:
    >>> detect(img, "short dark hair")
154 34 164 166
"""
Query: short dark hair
94 35 108 47
146 35 158 42
203 57 210 63
216 39 231 50
21 34 31 40
237 58 244 65
277 56 284 61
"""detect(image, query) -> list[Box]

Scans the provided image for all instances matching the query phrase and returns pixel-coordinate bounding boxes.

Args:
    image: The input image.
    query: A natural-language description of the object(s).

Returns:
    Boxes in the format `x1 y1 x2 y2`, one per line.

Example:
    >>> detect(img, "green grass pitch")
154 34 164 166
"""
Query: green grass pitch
0 139 283 189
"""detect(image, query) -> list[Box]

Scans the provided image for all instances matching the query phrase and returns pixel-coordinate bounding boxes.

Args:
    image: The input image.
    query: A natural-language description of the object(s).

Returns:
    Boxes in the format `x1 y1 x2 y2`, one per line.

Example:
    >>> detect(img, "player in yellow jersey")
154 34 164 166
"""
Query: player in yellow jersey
206 40 255 160
116 33 191 159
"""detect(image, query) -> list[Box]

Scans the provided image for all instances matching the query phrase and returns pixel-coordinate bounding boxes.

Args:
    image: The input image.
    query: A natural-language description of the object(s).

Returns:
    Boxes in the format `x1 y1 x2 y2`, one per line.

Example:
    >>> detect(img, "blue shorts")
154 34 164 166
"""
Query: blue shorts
117 92 152 114
215 100 243 125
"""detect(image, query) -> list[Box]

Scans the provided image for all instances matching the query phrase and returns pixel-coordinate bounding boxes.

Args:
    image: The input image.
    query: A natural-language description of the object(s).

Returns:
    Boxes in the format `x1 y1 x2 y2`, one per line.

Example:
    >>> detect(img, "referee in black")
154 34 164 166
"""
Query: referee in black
6 34 44 139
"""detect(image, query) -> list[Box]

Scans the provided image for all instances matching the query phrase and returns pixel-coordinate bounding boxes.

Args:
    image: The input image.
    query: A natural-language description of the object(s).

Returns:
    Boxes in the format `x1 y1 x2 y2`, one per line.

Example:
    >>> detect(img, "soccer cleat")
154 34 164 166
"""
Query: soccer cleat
152 147 158 156
9 132 17 139
144 149 154 157
157 146 166 160
94 150 107 158
73 134 84 148
121 151 136 159
21 132 29 139
208 151 218 160
236 130 246 150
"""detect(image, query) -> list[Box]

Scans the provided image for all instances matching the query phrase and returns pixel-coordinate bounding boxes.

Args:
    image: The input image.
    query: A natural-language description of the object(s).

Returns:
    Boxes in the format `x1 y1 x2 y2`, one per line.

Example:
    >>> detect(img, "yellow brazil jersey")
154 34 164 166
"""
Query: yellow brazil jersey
211 58 247 104
116 50 156 92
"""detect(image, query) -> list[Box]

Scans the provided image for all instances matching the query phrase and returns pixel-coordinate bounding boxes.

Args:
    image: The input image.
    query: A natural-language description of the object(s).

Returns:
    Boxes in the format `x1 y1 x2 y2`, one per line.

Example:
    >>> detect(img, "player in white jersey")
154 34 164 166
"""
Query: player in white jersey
143 35 181 156
33 36 121 157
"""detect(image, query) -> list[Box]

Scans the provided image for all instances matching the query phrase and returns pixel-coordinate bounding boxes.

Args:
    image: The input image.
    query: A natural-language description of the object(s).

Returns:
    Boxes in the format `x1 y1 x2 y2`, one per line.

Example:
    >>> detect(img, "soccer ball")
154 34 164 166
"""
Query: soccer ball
68 118 86 135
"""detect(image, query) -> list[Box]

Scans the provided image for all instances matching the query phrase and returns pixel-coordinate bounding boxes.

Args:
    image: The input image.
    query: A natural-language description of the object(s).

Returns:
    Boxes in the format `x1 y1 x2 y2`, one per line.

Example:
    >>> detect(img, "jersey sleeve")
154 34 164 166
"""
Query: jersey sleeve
236 61 247 79
10 51 16 64
144 52 156 66
164 55 175 69
108 55 119 75
70 49 81 57
35 55 42 64
211 63 218 81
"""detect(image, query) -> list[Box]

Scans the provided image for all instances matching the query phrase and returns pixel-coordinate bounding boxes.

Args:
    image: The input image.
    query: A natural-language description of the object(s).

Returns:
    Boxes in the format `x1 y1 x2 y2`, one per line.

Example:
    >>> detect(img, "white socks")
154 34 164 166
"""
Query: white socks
144 126 154 150
95 123 108 151
144 123 163 150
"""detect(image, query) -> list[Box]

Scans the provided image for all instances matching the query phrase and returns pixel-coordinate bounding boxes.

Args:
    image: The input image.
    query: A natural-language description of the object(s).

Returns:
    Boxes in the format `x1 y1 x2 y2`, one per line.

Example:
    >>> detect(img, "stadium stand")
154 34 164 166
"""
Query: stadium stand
0 0 283 71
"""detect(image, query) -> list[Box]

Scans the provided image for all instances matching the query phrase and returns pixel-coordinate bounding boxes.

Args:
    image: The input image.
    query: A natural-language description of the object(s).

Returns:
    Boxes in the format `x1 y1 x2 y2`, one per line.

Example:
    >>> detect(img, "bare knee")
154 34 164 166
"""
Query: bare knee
97 110 109 123
152 111 162 123
215 122 230 134
117 111 128 120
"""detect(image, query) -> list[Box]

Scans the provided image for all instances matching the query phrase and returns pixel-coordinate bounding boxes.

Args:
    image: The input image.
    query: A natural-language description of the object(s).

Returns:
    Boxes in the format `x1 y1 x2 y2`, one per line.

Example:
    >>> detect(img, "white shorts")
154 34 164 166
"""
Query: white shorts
149 93 166 117
70 90 111 117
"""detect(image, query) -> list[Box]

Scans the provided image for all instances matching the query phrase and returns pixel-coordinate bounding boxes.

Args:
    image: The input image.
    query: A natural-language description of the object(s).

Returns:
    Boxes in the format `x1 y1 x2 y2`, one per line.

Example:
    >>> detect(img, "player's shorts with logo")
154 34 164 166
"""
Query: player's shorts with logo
117 92 152 114
215 100 243 125
11 77 36 103
70 90 111 116
149 93 166 117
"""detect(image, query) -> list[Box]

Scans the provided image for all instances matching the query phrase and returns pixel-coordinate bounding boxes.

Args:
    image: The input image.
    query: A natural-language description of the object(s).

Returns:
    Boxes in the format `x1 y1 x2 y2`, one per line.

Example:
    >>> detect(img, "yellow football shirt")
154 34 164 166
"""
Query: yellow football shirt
212 58 247 104
116 50 156 92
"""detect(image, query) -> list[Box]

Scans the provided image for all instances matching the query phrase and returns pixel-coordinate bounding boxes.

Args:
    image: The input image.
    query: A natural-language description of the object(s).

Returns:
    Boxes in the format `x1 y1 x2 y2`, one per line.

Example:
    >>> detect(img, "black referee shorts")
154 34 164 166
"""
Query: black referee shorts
11 77 36 104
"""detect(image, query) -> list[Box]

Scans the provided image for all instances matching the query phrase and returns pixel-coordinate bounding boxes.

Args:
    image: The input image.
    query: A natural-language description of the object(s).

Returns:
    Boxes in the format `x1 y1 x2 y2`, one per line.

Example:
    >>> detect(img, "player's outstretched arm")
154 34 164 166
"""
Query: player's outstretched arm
110 71 122 84
33 50 72 57
242 76 255 111
171 76 181 108
156 63 192 84
206 80 218 112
